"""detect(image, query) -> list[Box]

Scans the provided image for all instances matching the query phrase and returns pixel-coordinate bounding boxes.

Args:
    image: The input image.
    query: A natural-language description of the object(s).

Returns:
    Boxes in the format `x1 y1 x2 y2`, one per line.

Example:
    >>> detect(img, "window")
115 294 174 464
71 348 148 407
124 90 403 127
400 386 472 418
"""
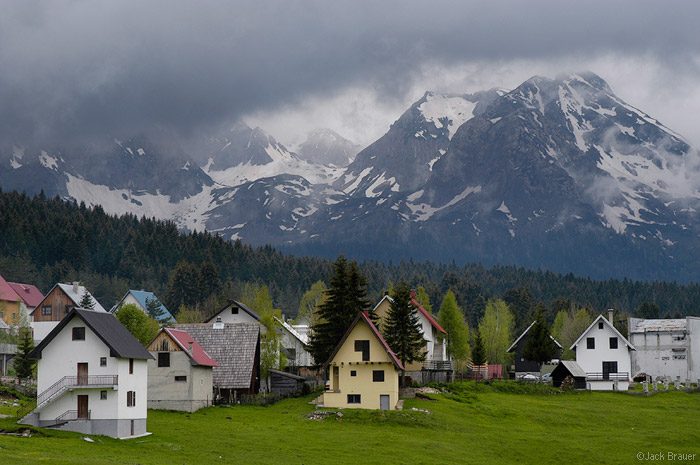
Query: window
129 358 134 374
127 391 136 407
350 370 357 377
175 375 187 382
158 352 170 367
354 340 370 361
598 321 604 330
609 337 618 349
373 370 385 382
586 337 595 349
65 305 74 314
100 391 107 400
100 357 107 367
72 327 85 341
42 305 52 315
231 307 239 315
347 394 361 404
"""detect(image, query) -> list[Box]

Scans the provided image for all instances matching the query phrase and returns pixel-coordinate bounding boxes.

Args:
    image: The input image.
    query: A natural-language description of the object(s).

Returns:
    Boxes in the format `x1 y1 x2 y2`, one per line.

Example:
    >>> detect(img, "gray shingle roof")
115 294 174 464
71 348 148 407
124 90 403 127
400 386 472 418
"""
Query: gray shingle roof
174 323 259 390
30 308 154 360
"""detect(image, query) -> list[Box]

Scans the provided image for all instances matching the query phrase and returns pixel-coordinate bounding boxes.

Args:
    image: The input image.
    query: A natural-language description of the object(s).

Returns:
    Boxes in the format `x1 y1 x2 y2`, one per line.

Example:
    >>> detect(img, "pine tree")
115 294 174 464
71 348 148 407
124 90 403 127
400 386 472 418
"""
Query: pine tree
471 330 486 366
522 304 558 370
79 289 96 309
145 297 166 322
14 327 36 379
383 283 425 385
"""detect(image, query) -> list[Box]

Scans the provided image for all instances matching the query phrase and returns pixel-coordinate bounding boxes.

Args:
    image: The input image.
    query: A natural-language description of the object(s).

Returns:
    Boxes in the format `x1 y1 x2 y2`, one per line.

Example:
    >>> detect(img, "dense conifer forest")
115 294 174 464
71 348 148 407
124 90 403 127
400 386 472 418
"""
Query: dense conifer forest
1 189 699 322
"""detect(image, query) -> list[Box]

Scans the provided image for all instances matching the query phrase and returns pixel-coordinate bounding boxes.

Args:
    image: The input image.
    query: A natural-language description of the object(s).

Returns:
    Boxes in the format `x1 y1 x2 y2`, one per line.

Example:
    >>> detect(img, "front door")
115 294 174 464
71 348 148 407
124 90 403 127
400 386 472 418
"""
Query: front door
77 363 88 385
77 395 88 419
602 361 618 380
380 395 390 410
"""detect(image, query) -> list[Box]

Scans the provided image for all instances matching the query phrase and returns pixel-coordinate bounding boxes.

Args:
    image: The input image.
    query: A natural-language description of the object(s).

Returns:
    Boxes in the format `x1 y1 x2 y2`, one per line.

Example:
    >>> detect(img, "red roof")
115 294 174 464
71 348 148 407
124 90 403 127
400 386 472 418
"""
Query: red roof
410 297 447 334
8 282 44 307
165 328 219 367
323 311 404 371
0 274 20 303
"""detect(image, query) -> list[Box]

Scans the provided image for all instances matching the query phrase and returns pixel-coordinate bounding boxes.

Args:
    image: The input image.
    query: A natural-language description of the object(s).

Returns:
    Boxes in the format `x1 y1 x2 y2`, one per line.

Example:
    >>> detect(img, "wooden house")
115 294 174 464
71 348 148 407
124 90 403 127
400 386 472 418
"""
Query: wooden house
22 308 153 438
112 290 175 323
507 320 563 378
147 328 218 412
31 283 106 343
323 311 403 410
373 292 451 383
0 273 22 326
174 323 260 402
572 310 635 390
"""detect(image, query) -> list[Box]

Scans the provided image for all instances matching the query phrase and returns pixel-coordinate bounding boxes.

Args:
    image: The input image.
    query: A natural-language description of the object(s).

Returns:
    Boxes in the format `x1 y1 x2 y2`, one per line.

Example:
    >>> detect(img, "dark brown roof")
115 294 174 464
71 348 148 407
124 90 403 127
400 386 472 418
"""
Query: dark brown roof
174 323 260 389
30 308 154 360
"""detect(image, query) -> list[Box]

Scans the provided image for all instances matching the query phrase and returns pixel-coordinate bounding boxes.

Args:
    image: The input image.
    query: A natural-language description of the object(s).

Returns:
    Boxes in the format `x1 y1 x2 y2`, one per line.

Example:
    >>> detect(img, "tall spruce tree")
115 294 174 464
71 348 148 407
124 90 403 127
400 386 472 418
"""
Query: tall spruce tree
145 297 166 322
79 290 96 309
522 304 558 371
471 330 486 366
14 327 36 379
383 283 425 385
309 255 369 367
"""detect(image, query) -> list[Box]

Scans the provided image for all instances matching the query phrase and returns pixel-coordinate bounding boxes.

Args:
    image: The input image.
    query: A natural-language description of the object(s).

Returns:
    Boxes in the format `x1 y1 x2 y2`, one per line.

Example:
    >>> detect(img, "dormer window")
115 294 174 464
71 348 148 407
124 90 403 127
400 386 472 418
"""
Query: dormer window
72 327 85 341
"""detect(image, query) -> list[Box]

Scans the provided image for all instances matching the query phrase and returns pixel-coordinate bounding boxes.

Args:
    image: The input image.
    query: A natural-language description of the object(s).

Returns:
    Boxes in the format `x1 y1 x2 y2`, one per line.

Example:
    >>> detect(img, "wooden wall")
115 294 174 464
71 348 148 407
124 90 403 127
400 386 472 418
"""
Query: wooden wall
147 331 183 352
33 288 74 322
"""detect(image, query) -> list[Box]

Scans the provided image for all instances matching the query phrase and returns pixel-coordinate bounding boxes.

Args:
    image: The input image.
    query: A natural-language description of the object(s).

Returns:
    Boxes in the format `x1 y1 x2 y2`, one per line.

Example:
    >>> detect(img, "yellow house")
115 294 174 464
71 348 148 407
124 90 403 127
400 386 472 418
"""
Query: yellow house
323 311 403 410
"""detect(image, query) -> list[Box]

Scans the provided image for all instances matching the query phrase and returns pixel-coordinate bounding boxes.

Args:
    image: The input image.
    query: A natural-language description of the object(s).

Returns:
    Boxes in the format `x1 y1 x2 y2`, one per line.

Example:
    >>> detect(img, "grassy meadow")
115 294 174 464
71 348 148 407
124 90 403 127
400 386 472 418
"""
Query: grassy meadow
1 382 699 464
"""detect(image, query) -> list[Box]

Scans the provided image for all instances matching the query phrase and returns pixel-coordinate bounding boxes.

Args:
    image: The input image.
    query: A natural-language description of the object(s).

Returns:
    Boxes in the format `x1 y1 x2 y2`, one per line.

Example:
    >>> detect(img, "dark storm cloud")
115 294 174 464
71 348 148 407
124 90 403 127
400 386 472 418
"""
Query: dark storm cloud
1 0 699 145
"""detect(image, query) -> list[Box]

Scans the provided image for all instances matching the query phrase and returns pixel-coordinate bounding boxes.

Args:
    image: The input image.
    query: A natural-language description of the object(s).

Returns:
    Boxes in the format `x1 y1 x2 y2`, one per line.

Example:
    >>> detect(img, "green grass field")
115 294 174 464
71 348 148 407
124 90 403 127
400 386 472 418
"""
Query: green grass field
1 382 699 464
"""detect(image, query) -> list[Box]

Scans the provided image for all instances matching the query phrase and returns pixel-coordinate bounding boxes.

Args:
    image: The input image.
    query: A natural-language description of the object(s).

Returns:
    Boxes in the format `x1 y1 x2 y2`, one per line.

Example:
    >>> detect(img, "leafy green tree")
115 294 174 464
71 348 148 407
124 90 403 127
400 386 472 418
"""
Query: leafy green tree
383 283 425 385
414 286 432 314
79 290 95 309
479 299 514 367
258 306 286 392
438 290 470 361
523 304 558 370
471 329 486 366
13 327 36 379
115 303 160 346
296 280 327 325
552 307 593 359
146 297 167 322
176 305 204 324
309 255 370 367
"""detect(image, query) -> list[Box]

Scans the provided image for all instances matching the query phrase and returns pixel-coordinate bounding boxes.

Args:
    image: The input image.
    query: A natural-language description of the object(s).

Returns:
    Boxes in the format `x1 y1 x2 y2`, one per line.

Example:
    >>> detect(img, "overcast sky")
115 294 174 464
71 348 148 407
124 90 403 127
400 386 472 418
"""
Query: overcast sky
2 1 700 150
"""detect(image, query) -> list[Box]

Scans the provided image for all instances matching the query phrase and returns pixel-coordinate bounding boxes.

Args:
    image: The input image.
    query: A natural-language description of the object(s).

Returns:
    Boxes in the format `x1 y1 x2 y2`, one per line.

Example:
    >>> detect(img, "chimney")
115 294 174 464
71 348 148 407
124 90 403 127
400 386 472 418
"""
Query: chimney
384 291 389 296
608 308 614 324
188 341 194 352
410 289 416 298
363 309 369 318
73 281 80 294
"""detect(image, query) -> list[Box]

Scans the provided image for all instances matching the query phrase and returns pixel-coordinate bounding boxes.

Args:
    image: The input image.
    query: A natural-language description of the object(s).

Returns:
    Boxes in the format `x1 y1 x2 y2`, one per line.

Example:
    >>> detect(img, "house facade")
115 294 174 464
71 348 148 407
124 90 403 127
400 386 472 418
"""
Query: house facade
275 317 313 369
323 311 403 410
112 290 175 323
507 320 563 378
206 300 260 325
373 293 451 382
0 273 22 326
147 328 218 412
572 312 635 390
8 282 44 316
23 308 153 438
628 317 700 381
31 283 106 342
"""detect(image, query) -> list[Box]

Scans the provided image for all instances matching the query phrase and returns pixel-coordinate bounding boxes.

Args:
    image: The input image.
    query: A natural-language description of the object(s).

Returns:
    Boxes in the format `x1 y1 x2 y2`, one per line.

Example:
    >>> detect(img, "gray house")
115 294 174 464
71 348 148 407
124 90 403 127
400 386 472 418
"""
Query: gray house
146 328 218 412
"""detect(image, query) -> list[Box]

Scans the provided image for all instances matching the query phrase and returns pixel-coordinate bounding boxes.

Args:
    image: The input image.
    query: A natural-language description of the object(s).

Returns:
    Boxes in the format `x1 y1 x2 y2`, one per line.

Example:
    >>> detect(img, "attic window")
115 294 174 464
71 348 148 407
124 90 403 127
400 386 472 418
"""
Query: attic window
158 352 170 367
598 322 604 330
354 340 370 361
72 327 85 341
42 305 52 315
586 337 595 349
231 307 239 315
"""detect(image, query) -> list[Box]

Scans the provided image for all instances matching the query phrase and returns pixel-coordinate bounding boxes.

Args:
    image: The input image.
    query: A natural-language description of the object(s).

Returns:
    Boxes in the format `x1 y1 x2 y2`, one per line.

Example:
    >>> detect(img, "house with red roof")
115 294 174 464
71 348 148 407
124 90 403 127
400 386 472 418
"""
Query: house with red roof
8 282 44 313
0 273 34 326
373 291 452 382
322 311 403 410
146 328 219 412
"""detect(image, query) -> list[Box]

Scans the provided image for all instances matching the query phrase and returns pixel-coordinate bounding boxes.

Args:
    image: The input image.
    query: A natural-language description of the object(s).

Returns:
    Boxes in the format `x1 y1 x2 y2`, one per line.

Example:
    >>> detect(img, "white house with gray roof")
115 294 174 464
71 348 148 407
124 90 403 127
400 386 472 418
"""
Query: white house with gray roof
628 316 700 381
22 308 153 438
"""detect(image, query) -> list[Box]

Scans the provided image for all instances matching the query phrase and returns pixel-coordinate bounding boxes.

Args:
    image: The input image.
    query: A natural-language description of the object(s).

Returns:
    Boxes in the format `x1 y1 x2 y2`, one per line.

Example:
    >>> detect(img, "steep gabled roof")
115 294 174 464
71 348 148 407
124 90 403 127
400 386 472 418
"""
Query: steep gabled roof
274 316 309 345
557 360 587 378
174 323 260 389
207 300 260 322
0 274 20 303
570 314 635 351
160 328 218 367
507 320 563 353
112 290 175 322
7 282 44 307
32 283 107 315
374 294 447 335
323 311 404 371
30 308 154 360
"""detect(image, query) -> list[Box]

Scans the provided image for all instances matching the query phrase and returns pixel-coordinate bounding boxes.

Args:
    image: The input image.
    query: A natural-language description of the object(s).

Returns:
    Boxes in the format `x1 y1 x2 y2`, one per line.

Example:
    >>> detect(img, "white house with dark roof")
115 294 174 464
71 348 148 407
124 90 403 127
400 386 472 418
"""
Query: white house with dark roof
22 308 154 438
206 300 260 325
275 316 313 368
146 328 218 412
628 316 700 381
572 311 635 390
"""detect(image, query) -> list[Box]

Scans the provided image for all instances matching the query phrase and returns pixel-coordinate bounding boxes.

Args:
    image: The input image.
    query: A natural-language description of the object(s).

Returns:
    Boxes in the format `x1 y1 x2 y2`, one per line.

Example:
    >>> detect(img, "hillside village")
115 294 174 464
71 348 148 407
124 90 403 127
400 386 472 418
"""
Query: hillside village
2 259 699 440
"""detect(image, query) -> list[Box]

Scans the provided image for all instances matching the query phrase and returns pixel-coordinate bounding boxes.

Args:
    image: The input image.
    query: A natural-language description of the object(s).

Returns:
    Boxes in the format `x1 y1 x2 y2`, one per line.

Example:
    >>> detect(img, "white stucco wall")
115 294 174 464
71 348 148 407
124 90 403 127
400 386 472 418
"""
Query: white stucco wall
31 321 60 344
147 351 213 411
630 330 689 380
207 306 258 324
688 317 700 381
574 317 632 390
121 293 146 313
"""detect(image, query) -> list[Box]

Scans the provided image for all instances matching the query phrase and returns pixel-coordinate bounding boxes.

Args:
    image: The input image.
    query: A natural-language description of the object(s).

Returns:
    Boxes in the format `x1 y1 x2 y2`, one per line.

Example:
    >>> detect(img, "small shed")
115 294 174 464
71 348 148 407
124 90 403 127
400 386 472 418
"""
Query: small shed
552 360 587 389
269 369 305 394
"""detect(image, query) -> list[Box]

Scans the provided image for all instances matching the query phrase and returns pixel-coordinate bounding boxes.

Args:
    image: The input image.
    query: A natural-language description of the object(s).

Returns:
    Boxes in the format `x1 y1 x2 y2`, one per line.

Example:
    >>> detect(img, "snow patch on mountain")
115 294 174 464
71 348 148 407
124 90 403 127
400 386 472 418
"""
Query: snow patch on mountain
39 151 59 171
407 185 482 221
418 93 477 139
